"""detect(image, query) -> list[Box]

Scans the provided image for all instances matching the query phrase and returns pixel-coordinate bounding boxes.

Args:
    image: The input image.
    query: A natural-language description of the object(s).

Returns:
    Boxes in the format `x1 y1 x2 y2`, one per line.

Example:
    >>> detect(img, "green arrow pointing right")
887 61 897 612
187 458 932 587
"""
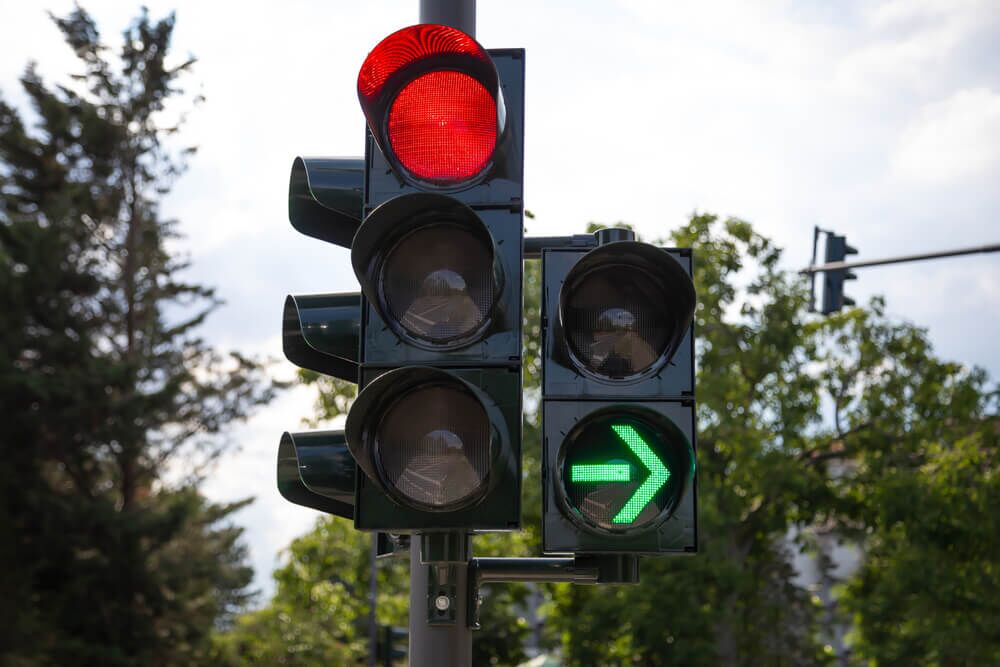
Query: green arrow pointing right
611 424 670 524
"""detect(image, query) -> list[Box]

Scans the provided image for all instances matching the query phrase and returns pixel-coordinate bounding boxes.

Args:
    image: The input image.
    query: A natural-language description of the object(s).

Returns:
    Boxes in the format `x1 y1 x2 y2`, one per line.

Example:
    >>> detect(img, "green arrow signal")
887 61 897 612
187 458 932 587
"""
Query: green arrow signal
611 423 670 524
570 463 631 483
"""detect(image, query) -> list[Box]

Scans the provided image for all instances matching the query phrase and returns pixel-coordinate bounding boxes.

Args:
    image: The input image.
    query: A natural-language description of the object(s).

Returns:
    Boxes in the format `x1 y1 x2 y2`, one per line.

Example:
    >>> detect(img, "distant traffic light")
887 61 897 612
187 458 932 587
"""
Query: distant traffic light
821 233 858 314
541 231 698 554
279 24 525 534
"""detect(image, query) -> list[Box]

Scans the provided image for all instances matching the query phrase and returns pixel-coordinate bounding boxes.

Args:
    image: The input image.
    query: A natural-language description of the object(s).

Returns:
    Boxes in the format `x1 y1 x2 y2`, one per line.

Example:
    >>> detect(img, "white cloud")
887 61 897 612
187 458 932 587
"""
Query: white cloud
891 87 1000 184
199 383 333 596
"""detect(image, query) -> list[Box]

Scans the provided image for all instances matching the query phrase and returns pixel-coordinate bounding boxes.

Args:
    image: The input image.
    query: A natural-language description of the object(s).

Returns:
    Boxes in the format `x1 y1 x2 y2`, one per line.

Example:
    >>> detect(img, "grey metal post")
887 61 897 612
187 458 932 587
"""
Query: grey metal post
420 0 476 37
408 537 473 667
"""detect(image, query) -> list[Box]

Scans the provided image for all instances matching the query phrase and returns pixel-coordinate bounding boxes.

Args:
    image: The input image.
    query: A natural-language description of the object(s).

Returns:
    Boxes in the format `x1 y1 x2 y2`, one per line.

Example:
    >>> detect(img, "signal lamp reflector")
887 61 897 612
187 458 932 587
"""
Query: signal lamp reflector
381 224 495 344
388 71 497 182
376 383 492 508
560 409 693 531
560 242 695 380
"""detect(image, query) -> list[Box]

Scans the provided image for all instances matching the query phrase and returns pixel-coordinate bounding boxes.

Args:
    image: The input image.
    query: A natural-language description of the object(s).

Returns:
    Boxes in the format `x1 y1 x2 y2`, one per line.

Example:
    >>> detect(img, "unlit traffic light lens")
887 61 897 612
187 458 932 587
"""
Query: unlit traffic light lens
376 383 492 508
380 224 495 344
561 412 691 530
563 265 672 378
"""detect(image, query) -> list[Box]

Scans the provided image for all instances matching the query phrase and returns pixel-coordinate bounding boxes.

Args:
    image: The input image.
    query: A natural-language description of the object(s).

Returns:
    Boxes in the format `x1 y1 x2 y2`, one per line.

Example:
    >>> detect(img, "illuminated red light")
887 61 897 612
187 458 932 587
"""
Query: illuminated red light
388 71 496 182
358 24 499 184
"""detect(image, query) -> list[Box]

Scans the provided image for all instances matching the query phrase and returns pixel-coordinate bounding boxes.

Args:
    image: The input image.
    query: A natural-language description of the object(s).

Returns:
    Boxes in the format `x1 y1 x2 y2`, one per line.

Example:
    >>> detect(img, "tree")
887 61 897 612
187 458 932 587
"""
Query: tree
212 518 409 665
0 7 279 664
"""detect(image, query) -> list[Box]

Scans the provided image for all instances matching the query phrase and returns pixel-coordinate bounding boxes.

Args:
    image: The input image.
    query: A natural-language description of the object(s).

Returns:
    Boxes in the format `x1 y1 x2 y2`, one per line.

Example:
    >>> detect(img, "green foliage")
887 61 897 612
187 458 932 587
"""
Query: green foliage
842 434 1000 665
0 7 278 664
213 517 408 664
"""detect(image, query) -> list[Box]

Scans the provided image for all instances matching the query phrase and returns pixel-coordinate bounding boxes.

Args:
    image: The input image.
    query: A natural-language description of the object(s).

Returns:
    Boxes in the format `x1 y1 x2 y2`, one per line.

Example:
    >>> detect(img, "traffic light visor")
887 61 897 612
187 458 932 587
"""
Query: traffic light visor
277 431 355 519
288 157 363 248
560 242 695 380
282 293 359 382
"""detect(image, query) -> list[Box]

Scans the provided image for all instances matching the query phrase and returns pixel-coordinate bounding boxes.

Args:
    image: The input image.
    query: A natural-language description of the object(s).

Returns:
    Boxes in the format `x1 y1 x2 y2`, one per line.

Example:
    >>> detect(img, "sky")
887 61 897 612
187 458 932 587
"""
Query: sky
2 0 999 598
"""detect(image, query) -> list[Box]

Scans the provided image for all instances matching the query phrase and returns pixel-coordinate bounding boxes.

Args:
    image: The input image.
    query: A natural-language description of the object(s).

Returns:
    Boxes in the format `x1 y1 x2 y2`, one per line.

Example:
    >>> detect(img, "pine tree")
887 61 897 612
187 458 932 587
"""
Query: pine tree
0 7 280 664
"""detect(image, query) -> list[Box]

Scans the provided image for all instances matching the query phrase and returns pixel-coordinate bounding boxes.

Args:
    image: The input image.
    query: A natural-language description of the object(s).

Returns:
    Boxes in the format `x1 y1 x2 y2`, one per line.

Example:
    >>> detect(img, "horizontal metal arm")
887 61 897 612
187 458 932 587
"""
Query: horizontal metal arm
800 242 1000 275
470 557 600 585
523 234 598 258
467 556 600 629
466 555 640 628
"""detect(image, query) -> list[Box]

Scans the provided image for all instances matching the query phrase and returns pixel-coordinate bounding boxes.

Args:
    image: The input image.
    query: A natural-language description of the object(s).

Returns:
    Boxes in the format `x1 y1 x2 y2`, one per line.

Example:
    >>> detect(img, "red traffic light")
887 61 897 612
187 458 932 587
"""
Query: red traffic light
388 70 496 181
358 24 504 186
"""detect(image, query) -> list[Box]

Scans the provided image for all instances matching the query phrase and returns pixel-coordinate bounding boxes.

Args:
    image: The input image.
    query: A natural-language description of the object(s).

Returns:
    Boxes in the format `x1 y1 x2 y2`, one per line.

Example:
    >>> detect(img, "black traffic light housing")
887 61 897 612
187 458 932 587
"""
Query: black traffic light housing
279 25 524 536
821 233 858 314
278 156 364 519
341 26 525 534
541 238 697 554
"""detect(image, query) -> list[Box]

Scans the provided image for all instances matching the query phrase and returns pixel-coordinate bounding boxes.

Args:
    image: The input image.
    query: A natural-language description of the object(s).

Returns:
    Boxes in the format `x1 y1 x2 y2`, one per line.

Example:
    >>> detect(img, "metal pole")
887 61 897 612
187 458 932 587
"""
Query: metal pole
408 537 473 667
800 242 1000 275
420 0 476 37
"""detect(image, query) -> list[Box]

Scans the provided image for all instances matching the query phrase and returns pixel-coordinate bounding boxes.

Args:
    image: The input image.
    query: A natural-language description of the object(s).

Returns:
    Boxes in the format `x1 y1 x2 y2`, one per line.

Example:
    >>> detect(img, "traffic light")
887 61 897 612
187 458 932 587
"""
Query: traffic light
347 24 524 532
821 233 858 314
279 23 525 534
541 232 698 554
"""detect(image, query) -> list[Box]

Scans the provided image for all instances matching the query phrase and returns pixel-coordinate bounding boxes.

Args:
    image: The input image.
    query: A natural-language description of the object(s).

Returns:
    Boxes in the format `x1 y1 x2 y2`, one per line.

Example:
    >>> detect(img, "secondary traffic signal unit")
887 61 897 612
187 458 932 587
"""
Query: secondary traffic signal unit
541 237 698 554
280 24 524 535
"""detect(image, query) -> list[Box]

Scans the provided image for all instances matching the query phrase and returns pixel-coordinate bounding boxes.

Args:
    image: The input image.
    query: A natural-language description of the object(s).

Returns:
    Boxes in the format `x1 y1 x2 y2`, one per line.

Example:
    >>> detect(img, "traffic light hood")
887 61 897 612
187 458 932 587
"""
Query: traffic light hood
277 430 355 519
282 293 359 383
288 157 363 248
